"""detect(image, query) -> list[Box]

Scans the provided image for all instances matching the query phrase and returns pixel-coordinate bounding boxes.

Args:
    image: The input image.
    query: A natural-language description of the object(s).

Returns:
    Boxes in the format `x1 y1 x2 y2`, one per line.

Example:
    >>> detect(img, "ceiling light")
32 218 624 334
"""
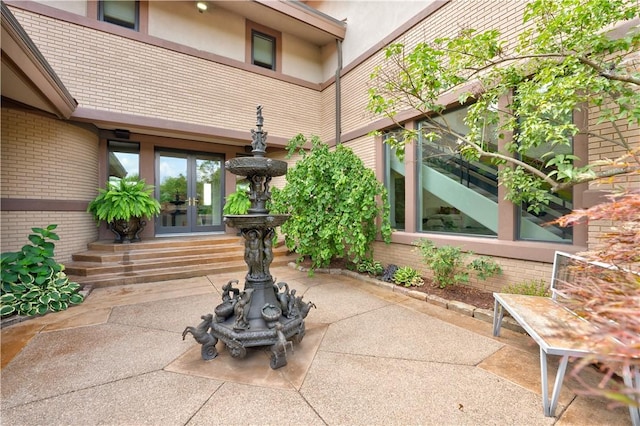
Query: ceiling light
196 2 207 13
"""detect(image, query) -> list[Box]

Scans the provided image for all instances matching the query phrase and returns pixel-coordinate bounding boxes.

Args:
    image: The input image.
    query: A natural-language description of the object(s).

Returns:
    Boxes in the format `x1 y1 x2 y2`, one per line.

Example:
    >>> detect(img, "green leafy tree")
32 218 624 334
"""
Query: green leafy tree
271 134 392 270
368 0 640 213
159 175 187 204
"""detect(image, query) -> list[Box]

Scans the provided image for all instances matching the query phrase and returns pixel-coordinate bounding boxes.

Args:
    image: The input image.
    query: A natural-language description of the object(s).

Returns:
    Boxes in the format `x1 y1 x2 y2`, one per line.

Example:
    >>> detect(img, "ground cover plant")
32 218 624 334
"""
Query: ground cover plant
502 279 551 297
271 134 392 271
1 225 84 317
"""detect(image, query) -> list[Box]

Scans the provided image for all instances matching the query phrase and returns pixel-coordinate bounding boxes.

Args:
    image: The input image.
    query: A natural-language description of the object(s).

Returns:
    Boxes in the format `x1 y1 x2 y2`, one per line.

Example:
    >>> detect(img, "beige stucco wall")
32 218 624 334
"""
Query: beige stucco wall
282 33 323 84
32 0 86 16
1 108 99 262
308 0 432 69
148 1 245 62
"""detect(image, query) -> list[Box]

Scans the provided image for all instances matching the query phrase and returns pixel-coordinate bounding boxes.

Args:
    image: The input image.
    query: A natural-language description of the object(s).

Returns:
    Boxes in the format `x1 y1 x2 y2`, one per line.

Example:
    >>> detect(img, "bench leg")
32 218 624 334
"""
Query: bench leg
492 299 504 337
540 348 569 417
622 365 640 426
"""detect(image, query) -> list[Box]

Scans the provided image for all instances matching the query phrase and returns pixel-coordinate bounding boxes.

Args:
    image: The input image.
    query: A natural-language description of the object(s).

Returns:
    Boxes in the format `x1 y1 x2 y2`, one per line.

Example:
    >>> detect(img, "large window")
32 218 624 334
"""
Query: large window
99 0 138 30
384 132 405 231
417 106 498 237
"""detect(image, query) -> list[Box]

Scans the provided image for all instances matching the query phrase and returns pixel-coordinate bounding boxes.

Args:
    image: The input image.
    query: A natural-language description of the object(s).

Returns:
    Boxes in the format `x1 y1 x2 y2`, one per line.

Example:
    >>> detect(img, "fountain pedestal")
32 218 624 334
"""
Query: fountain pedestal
183 106 314 369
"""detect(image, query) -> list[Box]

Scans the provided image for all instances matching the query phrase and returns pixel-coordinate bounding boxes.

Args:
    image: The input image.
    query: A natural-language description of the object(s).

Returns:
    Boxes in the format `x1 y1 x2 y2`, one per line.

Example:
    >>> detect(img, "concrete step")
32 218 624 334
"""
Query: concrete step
65 235 294 288
67 256 293 288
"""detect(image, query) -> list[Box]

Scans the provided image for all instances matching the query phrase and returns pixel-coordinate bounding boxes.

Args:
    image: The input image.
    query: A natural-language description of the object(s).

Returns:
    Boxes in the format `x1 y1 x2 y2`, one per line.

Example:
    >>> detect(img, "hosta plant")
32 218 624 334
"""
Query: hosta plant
356 259 384 276
392 266 424 287
1 225 84 317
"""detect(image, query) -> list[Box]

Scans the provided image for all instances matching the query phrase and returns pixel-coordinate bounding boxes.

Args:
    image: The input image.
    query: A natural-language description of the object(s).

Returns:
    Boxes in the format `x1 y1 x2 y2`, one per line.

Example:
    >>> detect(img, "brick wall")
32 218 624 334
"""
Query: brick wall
339 0 529 136
320 84 336 143
1 108 99 262
10 8 322 140
1 108 99 199
342 134 376 170
1 213 97 264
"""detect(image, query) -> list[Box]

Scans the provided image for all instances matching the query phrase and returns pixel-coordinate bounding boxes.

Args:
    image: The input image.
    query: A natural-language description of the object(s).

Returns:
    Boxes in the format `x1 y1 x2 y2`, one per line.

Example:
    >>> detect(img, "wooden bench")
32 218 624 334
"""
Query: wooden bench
492 251 639 425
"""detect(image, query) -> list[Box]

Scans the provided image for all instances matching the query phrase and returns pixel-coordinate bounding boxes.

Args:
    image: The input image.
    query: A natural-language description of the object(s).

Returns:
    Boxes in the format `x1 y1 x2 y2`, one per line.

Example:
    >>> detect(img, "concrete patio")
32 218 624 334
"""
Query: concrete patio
1 265 632 425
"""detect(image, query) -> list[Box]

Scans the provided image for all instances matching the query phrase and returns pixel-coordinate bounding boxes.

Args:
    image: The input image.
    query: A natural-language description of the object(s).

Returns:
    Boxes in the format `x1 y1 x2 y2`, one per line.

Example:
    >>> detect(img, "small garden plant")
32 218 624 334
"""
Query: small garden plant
1 225 84 317
416 239 502 288
502 279 550 297
356 258 384 276
392 266 424 287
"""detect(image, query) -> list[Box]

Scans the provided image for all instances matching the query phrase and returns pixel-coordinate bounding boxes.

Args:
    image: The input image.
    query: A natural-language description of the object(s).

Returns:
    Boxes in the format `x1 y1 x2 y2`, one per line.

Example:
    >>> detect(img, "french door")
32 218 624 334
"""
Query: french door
156 151 224 234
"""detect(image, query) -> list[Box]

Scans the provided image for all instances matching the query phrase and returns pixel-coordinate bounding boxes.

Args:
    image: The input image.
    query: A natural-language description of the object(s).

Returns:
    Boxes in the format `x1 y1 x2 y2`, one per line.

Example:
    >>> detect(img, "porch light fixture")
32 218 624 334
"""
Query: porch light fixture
114 129 130 139
196 2 207 13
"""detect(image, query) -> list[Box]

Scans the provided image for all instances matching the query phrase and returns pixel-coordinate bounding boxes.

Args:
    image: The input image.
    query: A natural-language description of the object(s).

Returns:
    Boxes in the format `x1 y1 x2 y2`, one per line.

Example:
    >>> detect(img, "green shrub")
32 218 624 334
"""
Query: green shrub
392 266 424 287
416 239 502 288
356 259 384 276
502 280 550 297
271 134 391 271
1 225 84 317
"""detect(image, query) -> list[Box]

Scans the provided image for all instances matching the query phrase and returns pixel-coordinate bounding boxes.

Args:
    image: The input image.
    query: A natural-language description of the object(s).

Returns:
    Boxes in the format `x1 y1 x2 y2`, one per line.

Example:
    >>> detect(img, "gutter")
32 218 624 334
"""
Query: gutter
335 39 343 144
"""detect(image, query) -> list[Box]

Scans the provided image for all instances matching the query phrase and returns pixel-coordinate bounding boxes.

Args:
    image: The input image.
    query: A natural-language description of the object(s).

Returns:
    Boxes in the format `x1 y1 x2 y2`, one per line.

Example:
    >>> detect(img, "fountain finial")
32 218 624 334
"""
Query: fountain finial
251 105 268 156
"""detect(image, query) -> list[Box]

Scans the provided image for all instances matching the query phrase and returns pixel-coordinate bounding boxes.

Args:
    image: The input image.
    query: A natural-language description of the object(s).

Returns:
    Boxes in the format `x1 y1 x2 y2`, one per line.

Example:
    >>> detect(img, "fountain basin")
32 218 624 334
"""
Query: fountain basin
225 157 287 177
224 214 290 229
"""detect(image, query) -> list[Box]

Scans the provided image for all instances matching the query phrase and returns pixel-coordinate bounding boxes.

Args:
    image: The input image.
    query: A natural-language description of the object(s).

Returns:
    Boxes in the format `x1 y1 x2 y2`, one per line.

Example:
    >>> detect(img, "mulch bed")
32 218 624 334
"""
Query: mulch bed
297 257 495 310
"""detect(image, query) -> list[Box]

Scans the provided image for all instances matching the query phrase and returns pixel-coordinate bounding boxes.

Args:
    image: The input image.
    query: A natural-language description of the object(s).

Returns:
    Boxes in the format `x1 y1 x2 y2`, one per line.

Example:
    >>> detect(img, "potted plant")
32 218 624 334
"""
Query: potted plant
87 177 161 243
223 186 251 215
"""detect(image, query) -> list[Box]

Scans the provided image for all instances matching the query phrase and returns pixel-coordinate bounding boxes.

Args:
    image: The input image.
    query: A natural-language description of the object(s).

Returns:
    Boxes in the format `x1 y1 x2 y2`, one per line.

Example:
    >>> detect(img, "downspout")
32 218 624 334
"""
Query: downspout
335 39 343 144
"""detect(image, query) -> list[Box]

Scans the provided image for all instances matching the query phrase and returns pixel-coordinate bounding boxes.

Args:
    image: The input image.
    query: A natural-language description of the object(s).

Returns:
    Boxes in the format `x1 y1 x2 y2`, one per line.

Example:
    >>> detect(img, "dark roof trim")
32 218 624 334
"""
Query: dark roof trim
1 2 77 118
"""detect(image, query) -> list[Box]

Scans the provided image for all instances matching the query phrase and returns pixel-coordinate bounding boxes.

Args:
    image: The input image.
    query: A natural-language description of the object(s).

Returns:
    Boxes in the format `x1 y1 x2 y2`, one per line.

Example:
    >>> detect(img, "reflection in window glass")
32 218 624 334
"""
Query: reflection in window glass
384 133 405 230
196 158 222 227
517 140 573 243
418 106 498 236
108 140 139 182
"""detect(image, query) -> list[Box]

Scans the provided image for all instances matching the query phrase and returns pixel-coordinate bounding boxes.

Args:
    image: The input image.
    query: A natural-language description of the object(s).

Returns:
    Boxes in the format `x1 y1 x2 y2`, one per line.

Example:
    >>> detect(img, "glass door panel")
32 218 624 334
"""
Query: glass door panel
158 154 189 232
156 152 224 234
194 157 223 230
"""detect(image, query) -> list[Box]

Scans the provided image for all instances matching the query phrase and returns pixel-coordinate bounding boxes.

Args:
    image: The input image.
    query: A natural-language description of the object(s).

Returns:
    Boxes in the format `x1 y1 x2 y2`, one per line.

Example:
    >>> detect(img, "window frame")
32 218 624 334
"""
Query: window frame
245 20 282 72
98 0 139 31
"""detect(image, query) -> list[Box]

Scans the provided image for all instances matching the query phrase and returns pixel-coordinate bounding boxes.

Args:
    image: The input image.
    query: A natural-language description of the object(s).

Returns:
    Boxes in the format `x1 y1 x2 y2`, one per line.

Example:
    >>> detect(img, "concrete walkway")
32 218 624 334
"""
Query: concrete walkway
1 266 631 425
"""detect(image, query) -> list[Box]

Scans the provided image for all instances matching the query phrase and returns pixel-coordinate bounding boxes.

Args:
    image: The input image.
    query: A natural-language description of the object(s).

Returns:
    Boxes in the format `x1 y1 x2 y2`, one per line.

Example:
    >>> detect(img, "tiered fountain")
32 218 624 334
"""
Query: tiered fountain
183 106 314 369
